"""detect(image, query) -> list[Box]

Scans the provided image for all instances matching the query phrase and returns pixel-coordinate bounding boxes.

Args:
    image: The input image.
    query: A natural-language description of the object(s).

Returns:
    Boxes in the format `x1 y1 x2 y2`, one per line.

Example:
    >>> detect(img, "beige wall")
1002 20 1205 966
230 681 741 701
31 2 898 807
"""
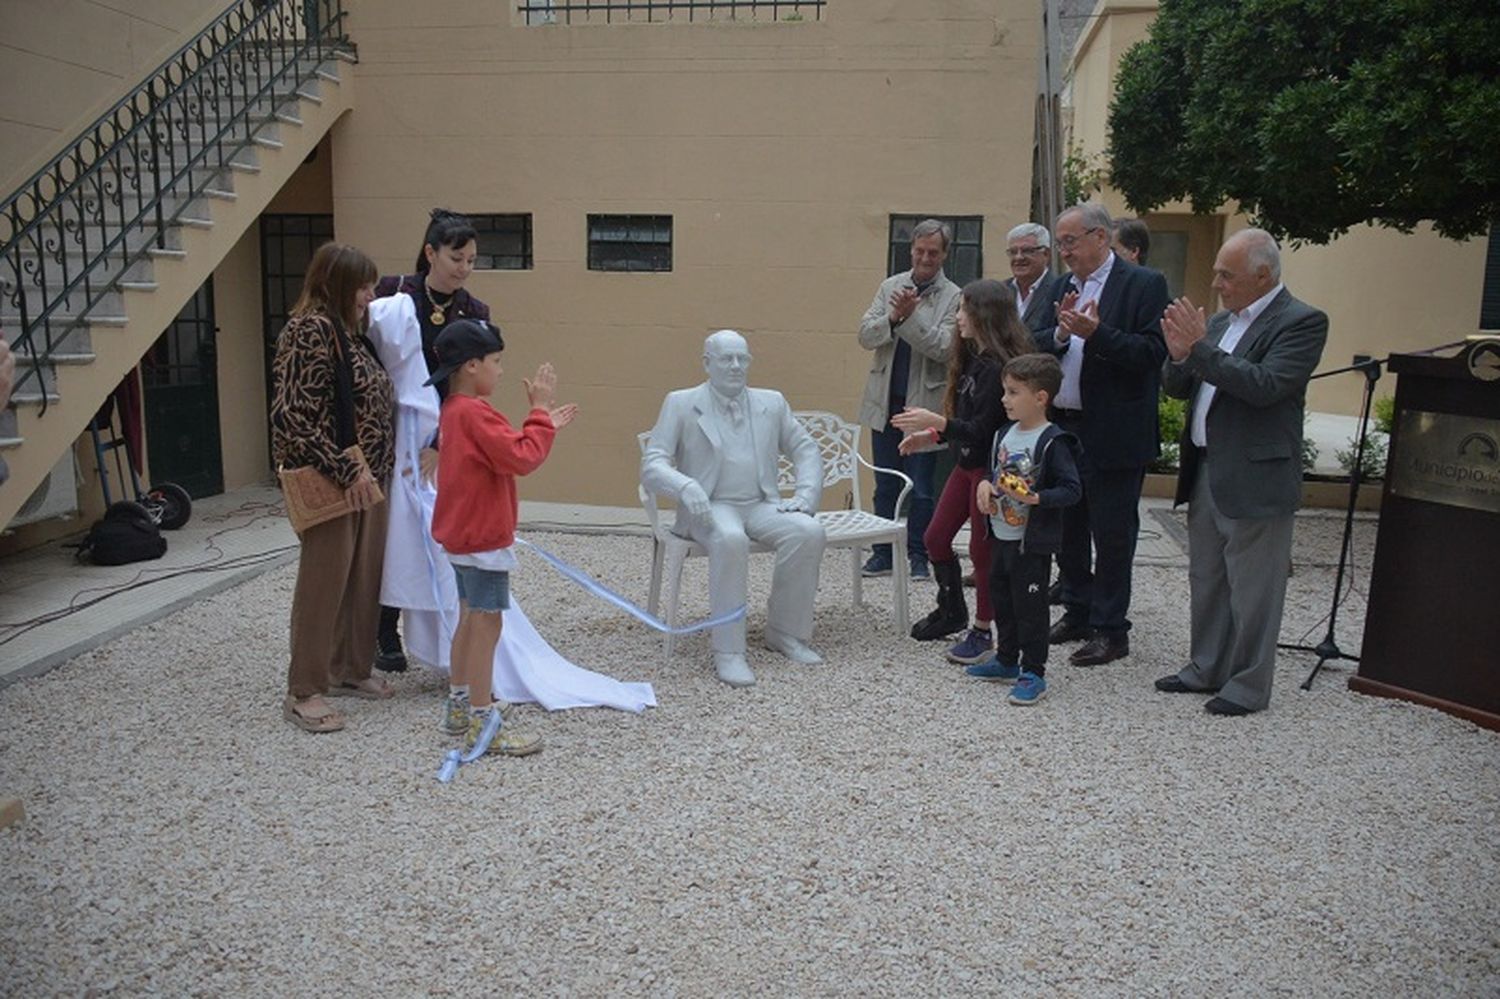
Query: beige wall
330 0 1041 506
214 226 271 489
1065 0 1490 417
0 0 230 194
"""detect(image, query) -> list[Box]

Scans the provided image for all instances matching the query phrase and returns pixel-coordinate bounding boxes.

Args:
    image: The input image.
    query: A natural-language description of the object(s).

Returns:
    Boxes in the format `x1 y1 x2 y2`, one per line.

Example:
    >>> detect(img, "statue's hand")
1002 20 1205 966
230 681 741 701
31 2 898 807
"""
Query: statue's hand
776 498 806 514
680 481 712 518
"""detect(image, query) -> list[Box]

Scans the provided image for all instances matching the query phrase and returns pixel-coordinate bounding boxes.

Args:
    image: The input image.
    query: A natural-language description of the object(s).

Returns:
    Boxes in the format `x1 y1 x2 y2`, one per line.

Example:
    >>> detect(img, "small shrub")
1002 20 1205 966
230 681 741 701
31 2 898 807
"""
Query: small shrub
1152 395 1186 472
1373 395 1396 434
1336 430 1389 481
1301 435 1319 474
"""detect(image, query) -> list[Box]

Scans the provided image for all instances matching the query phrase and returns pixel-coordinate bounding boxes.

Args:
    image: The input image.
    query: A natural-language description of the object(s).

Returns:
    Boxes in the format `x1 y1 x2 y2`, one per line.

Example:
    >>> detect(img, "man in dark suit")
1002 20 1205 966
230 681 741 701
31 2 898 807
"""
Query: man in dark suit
1037 203 1170 666
1156 229 1328 715
1004 222 1063 333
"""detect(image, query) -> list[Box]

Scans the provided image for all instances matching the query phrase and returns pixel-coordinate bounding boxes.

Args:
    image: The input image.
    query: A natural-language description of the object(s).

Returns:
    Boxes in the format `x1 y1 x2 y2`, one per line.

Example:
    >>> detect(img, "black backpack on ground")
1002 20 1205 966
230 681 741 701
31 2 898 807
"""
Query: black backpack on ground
76 501 167 566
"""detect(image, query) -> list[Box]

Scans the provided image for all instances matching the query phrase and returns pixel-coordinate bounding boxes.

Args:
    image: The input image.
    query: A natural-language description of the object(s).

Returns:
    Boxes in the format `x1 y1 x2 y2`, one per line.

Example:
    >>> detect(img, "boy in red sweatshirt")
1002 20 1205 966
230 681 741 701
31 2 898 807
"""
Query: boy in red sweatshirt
426 319 577 757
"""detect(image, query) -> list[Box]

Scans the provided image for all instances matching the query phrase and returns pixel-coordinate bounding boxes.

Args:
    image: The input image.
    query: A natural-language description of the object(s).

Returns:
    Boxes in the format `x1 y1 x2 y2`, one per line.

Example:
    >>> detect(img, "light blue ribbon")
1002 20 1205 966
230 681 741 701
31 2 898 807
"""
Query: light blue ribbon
513 537 746 635
436 706 503 784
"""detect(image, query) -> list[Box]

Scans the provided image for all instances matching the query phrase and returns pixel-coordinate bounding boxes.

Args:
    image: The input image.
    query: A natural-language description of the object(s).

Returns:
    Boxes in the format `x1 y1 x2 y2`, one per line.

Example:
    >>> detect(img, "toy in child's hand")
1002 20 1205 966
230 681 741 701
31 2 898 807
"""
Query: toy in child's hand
997 470 1031 496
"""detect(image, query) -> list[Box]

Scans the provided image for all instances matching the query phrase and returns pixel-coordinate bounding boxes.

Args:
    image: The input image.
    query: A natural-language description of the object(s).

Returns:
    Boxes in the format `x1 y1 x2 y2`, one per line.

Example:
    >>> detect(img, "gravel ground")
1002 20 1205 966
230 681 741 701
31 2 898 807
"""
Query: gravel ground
2 518 1497 997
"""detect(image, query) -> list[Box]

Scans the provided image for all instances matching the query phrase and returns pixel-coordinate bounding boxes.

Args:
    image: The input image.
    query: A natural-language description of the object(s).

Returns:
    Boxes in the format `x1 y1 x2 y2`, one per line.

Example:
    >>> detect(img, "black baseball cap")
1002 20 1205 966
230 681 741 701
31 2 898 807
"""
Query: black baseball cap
423 319 505 386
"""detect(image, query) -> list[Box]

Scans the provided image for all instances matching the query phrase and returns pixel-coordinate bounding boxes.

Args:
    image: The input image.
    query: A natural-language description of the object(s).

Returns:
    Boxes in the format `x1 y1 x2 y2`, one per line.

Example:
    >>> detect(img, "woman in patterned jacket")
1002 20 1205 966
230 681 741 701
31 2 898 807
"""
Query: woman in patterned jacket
271 241 396 733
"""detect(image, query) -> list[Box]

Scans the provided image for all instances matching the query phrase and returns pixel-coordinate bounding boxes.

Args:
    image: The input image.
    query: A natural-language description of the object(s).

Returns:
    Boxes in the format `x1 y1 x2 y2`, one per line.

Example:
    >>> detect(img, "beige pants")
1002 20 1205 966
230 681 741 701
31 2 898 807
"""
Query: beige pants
287 500 389 699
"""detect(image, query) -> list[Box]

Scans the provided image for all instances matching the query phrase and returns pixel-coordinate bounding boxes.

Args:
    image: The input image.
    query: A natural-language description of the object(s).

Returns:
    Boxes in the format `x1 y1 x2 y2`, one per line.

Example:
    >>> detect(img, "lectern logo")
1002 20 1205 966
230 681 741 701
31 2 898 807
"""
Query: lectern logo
1468 342 1500 382
1391 410 1500 514
1458 432 1499 462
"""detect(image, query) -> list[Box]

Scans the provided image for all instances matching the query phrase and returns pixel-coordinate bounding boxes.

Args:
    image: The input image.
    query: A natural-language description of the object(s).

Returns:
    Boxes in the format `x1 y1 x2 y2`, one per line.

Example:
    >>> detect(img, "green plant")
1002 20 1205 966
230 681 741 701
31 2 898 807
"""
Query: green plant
1302 434 1320 474
1373 395 1396 434
1152 395 1187 472
1336 430 1389 481
1062 143 1108 206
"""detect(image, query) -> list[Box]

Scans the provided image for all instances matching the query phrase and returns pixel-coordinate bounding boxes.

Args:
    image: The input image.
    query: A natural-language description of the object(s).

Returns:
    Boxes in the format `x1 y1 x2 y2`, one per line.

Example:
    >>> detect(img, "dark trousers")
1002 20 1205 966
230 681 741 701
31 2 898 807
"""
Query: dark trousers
1051 411 1145 635
988 537 1052 672
870 423 936 562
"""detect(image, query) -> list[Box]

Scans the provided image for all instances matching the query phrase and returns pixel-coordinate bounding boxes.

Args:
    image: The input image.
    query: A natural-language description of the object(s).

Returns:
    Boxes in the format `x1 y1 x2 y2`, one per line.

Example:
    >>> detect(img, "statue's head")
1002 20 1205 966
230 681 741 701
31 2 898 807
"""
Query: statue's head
703 329 751 397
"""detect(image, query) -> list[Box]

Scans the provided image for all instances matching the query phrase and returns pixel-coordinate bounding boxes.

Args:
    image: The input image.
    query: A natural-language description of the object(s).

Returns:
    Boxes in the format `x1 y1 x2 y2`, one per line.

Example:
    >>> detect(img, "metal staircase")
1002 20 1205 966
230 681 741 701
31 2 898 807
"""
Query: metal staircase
0 0 356 528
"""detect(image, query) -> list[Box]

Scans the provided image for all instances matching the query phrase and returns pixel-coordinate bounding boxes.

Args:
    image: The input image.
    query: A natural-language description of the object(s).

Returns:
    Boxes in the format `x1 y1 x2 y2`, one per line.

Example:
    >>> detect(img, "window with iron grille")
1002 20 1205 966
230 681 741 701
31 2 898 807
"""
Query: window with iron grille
520 1 825 26
887 215 984 287
588 215 673 273
469 213 533 270
1482 226 1500 330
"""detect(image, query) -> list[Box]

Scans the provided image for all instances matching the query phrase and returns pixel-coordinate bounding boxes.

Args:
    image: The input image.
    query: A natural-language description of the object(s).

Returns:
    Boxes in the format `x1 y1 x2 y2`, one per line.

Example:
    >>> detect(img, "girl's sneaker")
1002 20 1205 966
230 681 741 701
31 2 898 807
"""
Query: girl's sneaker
1008 671 1047 705
946 628 995 664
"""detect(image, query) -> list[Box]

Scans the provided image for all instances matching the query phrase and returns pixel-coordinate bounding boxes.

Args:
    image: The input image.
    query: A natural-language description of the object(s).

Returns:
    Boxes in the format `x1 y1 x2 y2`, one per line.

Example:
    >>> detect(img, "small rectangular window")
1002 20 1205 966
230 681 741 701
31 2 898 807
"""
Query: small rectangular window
468 213 533 270
588 214 672 272
888 214 984 286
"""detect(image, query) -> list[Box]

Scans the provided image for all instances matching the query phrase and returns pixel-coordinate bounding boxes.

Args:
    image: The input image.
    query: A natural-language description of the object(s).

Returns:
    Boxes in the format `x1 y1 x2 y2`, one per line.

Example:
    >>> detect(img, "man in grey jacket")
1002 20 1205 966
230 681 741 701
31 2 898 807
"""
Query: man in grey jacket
1156 229 1328 715
857 219 960 579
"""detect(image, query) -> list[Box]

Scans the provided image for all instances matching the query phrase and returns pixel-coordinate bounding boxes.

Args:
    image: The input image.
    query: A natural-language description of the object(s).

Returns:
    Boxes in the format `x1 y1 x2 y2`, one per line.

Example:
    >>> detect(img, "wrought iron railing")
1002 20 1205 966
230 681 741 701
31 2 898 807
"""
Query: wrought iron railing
0 0 353 414
518 1 825 25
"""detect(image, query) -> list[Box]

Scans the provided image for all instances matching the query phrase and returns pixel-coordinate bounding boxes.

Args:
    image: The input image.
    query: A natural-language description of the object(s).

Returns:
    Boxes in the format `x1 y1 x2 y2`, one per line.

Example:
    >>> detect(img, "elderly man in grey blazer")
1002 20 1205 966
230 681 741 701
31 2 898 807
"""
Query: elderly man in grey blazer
1157 229 1328 715
642 330 826 688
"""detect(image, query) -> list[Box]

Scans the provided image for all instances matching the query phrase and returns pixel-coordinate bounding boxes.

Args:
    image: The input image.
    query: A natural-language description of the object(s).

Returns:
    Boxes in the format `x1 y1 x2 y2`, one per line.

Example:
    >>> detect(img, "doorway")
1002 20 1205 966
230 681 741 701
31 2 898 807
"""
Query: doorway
143 277 223 498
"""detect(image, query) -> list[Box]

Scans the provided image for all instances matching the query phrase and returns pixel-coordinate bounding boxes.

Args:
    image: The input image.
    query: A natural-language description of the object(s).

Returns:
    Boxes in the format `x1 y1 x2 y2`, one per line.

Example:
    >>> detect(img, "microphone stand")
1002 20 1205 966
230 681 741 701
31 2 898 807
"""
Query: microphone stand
1282 339 1467 690
1279 356 1379 690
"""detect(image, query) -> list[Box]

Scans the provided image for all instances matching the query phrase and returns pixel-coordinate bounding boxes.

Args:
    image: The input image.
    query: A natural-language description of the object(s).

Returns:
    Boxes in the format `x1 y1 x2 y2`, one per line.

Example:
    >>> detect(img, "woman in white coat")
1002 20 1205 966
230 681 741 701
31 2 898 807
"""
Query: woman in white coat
368 210 654 714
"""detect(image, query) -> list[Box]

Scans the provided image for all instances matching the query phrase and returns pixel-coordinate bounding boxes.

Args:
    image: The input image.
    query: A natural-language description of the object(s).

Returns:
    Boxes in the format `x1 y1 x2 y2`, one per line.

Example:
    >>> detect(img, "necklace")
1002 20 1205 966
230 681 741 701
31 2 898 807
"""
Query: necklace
423 281 455 326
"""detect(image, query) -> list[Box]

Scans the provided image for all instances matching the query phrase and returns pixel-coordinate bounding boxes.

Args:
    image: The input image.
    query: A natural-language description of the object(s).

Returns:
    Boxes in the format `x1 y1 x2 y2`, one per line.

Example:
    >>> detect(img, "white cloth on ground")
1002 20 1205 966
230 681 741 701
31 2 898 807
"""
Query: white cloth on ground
365 294 655 712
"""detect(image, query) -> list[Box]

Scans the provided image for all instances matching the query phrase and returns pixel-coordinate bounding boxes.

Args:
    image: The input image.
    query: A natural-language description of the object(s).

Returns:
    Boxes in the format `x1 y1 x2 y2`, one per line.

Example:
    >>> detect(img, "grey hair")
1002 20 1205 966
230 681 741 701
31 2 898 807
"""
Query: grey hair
1236 228 1282 282
912 218 952 251
1056 202 1113 233
1007 222 1051 248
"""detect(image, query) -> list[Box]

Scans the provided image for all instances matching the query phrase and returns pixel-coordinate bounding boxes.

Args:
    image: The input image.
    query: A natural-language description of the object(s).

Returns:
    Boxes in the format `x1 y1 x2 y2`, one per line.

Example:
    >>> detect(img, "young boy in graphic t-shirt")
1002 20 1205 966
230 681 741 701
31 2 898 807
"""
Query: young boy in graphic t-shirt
427 319 577 756
968 353 1082 705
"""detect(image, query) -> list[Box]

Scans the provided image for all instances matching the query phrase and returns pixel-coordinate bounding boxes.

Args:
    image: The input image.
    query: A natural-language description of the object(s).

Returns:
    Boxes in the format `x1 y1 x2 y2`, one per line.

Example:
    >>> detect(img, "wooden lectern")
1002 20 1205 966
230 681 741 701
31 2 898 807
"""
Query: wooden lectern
1353 337 1500 730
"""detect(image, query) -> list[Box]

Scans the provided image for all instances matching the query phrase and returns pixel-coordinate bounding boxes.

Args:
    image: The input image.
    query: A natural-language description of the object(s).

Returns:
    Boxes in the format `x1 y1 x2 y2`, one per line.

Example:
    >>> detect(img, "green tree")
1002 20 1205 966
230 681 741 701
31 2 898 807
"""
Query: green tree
1107 0 1500 244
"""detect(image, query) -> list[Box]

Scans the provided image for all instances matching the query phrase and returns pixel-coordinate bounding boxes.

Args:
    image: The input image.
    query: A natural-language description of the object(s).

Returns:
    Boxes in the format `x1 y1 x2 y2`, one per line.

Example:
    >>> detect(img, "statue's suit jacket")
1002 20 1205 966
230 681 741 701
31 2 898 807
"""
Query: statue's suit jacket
1162 288 1329 518
641 383 823 536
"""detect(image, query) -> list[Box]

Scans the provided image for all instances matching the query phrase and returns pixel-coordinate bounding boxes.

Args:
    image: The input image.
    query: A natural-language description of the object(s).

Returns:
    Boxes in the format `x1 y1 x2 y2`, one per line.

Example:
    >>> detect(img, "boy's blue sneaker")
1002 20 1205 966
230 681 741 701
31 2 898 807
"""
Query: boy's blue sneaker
861 552 893 577
947 628 995 664
965 657 1020 683
1008 671 1047 705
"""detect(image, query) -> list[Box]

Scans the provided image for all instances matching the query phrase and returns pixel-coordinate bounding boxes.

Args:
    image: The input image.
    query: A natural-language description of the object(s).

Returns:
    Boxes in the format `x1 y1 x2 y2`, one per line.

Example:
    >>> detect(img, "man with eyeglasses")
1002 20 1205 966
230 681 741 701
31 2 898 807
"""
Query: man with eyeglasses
1036 203 1170 667
857 218 961 581
1004 223 1062 333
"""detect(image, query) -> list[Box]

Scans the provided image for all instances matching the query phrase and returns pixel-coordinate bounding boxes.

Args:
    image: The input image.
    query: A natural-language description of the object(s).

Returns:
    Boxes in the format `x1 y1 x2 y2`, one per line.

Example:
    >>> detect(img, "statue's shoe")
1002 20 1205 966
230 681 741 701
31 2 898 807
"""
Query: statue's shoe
763 629 823 665
714 653 757 687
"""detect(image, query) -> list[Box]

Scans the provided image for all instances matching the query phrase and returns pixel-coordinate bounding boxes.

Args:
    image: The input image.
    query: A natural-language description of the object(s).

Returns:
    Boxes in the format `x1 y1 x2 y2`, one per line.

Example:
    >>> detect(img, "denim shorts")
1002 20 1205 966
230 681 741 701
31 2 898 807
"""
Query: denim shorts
451 565 510 613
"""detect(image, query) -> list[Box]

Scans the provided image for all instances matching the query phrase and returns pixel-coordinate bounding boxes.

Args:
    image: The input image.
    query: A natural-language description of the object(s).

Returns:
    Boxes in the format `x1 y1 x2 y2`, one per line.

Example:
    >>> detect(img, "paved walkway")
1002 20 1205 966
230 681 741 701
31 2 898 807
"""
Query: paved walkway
0 486 657 687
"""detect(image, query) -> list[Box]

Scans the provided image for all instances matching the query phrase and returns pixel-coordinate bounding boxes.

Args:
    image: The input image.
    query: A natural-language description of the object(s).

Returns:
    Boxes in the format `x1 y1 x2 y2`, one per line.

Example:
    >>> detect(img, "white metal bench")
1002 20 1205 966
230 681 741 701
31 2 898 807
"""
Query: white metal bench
638 410 912 655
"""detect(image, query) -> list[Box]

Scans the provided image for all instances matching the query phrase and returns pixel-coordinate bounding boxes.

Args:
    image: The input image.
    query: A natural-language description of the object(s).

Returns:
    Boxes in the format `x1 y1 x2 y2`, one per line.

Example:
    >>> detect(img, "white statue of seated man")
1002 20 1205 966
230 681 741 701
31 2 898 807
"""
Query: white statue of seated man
641 329 827 687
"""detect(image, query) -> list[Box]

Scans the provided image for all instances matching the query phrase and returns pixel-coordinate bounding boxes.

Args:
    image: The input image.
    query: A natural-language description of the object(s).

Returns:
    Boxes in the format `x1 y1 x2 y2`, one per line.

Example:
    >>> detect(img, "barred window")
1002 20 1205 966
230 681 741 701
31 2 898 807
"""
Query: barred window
887 215 984 286
469 214 533 270
588 215 673 273
521 1 825 26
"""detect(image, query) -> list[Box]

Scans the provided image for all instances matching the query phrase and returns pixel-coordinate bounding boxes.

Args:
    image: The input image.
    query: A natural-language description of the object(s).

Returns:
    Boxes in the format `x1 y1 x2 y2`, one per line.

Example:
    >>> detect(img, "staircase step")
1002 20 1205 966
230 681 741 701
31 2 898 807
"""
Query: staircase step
11 391 62 407
12 349 93 366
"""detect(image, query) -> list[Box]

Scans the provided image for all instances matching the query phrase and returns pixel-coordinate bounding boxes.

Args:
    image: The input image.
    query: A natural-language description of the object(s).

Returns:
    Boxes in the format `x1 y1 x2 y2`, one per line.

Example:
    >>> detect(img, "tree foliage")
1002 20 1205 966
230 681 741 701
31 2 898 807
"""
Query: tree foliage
1107 0 1500 244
